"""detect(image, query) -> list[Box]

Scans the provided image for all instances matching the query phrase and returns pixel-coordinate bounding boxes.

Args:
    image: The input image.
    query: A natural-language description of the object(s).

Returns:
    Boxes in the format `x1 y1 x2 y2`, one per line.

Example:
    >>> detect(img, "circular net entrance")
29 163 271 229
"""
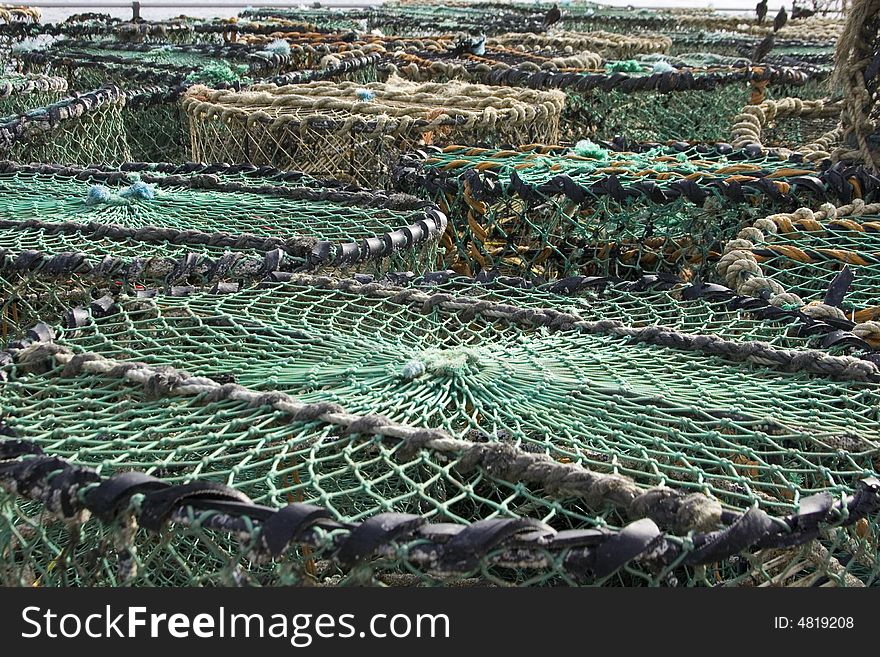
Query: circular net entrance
0 274 877 586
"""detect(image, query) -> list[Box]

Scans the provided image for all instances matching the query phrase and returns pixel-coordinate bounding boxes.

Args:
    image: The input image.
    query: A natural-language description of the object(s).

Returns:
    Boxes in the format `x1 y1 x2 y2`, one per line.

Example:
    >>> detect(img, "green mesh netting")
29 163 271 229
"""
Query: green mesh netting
668 35 836 67
0 73 67 116
18 40 299 87
0 158 446 345
0 87 131 165
716 200 880 328
380 271 874 356
386 50 829 143
393 143 851 280
0 161 445 282
1 274 877 586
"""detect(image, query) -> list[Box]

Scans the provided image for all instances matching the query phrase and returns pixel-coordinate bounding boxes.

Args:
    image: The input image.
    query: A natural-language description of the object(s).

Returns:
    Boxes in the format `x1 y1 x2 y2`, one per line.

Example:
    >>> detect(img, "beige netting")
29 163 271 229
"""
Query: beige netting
182 77 565 186
0 4 40 24
487 30 672 59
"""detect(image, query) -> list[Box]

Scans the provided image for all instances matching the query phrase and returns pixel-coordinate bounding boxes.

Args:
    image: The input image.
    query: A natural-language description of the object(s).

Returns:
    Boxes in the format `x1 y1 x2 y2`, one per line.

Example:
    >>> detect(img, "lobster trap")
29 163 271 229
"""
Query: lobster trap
0 273 877 586
182 78 565 186
384 49 830 143
392 142 871 280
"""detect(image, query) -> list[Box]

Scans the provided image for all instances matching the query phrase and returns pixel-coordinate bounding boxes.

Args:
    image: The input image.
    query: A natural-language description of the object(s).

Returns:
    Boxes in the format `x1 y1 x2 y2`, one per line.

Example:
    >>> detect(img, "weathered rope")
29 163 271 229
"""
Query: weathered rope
832 0 880 170
730 96 843 160
265 271 880 382
715 199 880 346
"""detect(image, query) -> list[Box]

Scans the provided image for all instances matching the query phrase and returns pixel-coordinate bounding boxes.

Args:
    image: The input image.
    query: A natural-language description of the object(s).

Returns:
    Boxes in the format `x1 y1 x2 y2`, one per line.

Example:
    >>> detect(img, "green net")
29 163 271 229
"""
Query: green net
379 270 876 356
392 142 861 280
0 73 67 116
18 40 301 89
0 159 446 343
182 79 565 187
715 199 880 336
385 50 829 143
0 273 877 586
0 159 445 284
0 86 131 165
19 49 379 165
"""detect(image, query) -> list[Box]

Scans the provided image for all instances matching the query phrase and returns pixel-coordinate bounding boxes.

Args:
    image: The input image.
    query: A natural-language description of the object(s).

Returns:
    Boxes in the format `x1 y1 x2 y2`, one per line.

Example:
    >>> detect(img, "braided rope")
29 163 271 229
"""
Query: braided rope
0 5 40 24
730 96 843 160
185 78 565 134
0 74 67 98
716 199 880 345
264 272 880 381
832 0 880 170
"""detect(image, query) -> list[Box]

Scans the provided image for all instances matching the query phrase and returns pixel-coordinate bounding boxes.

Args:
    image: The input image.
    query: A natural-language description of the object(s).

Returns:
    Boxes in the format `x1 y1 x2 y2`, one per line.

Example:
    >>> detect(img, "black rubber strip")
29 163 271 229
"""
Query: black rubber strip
592 518 662 577
439 518 549 571
262 503 336 556
686 507 775 565
139 481 252 531
335 512 425 568
85 471 170 521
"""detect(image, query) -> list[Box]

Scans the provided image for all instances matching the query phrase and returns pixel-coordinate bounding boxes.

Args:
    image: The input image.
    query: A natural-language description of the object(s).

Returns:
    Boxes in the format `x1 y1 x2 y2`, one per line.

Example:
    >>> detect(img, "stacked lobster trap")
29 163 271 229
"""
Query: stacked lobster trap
381 43 831 143
0 0 878 590
392 141 876 280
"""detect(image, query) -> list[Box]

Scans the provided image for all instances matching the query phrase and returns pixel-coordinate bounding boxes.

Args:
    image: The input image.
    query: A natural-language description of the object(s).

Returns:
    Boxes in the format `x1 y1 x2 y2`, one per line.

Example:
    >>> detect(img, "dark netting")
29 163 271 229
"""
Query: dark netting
0 273 877 586
392 143 873 280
